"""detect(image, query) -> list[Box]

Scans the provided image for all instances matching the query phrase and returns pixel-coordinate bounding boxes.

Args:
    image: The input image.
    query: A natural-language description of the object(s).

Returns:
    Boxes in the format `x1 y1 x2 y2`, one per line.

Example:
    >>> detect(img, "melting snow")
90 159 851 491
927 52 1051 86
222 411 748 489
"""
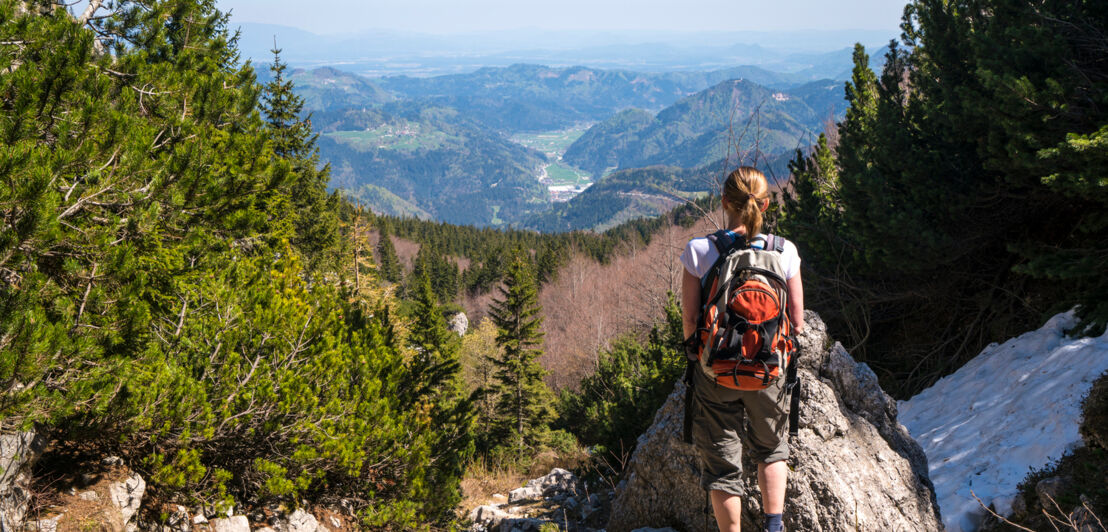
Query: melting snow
898 311 1108 532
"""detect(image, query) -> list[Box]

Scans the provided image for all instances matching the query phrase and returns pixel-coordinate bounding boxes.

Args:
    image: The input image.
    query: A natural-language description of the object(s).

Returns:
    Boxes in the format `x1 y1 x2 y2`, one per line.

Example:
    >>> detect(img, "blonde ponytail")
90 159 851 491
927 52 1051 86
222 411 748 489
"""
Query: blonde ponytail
722 166 769 236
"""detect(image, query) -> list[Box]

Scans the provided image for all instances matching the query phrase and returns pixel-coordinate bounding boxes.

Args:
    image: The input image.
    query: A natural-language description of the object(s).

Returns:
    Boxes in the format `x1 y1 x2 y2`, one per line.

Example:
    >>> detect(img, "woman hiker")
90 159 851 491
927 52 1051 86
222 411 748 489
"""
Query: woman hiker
679 166 805 532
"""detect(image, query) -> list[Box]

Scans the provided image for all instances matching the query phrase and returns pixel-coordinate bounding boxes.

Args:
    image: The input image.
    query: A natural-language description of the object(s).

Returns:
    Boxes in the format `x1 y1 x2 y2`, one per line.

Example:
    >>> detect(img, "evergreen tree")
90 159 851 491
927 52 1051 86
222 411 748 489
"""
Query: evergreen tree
784 0 1108 397
405 269 474 521
261 45 341 270
488 255 555 457
0 2 465 525
408 245 460 303
782 132 841 262
375 220 404 284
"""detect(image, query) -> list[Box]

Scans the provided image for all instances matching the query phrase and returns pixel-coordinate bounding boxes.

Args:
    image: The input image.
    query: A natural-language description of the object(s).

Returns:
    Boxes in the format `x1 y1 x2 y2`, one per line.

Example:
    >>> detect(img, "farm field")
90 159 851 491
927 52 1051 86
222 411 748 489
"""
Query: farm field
510 127 588 157
544 161 591 187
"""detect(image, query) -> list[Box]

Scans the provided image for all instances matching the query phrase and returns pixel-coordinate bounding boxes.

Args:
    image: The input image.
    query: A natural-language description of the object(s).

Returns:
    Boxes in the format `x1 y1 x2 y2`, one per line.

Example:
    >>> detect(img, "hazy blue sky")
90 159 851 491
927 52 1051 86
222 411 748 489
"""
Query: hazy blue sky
216 0 906 35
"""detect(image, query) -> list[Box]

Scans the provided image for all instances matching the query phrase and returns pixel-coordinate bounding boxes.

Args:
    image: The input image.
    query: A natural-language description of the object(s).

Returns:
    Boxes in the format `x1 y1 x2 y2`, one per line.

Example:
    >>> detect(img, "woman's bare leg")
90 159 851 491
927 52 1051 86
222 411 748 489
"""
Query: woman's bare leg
711 489 744 532
757 461 788 514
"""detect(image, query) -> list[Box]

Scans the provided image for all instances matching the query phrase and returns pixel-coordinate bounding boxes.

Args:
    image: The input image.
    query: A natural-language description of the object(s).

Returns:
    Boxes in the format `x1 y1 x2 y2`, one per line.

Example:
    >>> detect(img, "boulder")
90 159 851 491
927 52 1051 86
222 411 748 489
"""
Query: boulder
209 516 251 532
508 468 579 503
607 311 941 532
507 485 543 504
107 469 146 524
469 504 513 530
449 312 469 336
498 517 554 532
0 430 46 530
273 508 327 532
161 505 191 532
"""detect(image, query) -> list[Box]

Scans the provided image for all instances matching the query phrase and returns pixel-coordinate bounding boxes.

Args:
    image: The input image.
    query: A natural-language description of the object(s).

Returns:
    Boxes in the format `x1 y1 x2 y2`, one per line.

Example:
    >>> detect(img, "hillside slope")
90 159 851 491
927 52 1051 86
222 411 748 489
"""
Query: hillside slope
315 104 549 226
286 67 395 111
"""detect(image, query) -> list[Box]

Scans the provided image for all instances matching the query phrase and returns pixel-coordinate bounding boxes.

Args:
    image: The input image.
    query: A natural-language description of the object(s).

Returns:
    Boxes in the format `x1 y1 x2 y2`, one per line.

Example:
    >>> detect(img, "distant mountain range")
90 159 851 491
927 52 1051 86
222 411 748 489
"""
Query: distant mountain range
562 78 844 177
274 51 869 230
236 22 893 76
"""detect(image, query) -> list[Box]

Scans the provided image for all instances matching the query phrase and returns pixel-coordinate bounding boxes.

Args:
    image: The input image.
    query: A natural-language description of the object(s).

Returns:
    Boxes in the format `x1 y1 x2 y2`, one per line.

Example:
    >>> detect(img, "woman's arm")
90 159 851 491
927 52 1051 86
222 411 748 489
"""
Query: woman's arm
786 269 805 333
681 269 701 340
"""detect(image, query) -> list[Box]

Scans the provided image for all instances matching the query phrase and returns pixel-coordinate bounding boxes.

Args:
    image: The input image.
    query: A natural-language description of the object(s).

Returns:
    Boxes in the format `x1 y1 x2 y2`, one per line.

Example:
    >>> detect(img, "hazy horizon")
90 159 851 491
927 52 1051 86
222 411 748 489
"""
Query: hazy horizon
218 0 905 35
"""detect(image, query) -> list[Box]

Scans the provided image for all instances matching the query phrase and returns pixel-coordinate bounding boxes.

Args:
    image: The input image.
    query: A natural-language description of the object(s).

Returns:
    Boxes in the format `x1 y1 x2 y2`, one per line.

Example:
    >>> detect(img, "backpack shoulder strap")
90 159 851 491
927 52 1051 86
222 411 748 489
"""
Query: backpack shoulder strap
700 230 747 292
763 234 786 253
706 229 744 255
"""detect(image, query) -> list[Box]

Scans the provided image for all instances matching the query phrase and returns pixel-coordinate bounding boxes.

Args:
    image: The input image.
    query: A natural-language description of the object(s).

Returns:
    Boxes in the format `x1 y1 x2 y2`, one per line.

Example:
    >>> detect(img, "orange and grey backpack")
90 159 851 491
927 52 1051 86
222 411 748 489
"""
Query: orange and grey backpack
682 230 802 440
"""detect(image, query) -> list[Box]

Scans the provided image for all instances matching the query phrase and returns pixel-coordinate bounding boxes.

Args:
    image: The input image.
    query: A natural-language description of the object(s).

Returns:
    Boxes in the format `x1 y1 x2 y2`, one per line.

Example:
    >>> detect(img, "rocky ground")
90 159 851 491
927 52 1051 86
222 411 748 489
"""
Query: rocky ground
466 468 614 532
0 434 357 532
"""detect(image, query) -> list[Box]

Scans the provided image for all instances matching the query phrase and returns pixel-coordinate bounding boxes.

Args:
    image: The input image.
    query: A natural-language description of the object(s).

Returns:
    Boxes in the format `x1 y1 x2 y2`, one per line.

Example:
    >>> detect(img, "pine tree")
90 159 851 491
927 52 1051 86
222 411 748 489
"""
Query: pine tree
488 255 555 457
0 2 465 525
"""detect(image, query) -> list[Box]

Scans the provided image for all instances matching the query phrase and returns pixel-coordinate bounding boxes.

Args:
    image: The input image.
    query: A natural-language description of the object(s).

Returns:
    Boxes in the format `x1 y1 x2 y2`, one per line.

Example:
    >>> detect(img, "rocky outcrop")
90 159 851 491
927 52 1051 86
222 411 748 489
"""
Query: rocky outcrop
449 312 469 336
508 468 578 504
468 468 610 532
0 431 46 531
607 311 941 532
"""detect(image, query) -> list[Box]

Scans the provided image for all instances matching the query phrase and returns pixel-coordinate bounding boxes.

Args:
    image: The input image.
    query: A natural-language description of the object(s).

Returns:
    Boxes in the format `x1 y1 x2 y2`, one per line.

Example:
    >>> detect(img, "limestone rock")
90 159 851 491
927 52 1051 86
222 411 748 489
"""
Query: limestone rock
470 505 513 530
607 311 941 532
25 514 61 532
509 468 579 503
498 517 553 532
1068 494 1099 532
108 470 146 524
273 508 328 532
1035 476 1069 509
508 485 543 504
161 505 191 532
209 516 250 532
78 490 100 502
0 431 46 531
449 312 469 336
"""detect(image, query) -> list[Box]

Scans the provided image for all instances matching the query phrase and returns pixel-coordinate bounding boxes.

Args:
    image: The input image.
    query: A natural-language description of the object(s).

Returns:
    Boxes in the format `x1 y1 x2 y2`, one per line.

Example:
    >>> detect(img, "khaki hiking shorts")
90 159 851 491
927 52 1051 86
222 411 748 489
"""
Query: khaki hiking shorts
690 367 790 495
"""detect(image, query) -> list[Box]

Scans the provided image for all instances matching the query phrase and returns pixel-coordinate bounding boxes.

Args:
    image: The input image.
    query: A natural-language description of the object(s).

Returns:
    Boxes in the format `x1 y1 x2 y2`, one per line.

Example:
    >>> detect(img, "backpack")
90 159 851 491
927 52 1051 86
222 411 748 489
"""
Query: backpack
695 230 797 390
682 230 802 440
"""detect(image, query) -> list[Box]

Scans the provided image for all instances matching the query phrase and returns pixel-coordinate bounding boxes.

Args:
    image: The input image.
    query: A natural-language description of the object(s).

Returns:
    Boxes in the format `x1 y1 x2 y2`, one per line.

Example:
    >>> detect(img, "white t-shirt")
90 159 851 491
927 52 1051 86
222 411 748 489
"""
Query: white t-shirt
680 233 801 280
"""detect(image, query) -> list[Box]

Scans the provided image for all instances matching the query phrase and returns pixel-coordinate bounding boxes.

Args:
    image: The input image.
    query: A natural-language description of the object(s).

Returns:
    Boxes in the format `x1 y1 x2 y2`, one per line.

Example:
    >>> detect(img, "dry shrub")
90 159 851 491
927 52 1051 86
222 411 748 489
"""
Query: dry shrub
538 216 721 390
458 455 531 512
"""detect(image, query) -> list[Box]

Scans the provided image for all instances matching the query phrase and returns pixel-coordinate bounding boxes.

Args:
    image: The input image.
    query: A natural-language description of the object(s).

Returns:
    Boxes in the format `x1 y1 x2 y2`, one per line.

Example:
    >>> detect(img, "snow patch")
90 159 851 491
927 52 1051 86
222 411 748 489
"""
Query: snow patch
899 311 1108 532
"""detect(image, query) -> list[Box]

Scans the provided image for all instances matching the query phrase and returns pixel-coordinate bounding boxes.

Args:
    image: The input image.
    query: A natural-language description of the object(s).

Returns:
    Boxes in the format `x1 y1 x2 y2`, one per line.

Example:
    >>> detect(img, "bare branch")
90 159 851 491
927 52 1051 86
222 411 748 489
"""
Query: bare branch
969 490 1037 532
77 0 104 24
73 263 99 331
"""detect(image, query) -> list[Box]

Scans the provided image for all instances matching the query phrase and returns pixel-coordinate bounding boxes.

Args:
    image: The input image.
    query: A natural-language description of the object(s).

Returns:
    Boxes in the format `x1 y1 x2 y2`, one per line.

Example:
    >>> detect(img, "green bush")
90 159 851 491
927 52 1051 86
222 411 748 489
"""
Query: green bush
556 296 684 457
1080 372 1108 450
0 2 468 527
